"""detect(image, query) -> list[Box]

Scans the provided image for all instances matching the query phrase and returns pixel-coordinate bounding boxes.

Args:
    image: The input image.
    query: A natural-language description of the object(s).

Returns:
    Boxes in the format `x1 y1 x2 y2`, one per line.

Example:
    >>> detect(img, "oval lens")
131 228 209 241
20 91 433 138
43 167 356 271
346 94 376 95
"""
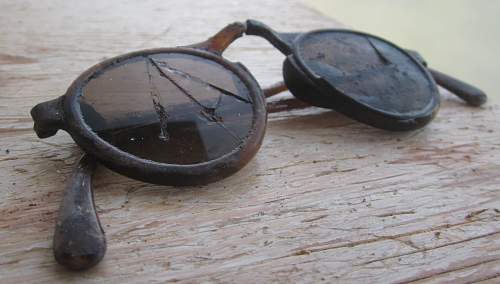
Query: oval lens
296 31 438 116
80 53 254 165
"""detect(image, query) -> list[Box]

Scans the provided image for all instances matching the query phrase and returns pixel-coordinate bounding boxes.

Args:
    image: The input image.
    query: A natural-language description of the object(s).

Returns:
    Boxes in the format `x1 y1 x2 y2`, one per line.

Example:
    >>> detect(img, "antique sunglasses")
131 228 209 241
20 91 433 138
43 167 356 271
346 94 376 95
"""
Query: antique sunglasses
31 20 486 270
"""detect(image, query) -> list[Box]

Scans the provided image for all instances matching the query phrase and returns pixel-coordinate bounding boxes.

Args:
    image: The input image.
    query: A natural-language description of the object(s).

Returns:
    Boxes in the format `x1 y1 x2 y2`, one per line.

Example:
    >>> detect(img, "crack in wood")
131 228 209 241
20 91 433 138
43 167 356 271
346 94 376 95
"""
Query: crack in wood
395 257 500 284
376 211 416 218
359 230 500 266
290 218 495 257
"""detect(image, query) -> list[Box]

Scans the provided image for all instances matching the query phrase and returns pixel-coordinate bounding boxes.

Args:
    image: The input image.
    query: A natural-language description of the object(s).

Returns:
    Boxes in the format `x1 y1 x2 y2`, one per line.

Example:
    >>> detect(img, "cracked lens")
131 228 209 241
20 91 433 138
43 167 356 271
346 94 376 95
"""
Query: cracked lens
80 53 253 164
299 32 434 114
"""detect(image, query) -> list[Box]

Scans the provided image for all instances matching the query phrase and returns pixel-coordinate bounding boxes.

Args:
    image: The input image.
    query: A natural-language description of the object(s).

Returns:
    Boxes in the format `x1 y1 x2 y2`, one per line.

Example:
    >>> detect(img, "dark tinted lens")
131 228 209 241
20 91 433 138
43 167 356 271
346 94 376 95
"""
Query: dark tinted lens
80 53 253 165
297 32 437 115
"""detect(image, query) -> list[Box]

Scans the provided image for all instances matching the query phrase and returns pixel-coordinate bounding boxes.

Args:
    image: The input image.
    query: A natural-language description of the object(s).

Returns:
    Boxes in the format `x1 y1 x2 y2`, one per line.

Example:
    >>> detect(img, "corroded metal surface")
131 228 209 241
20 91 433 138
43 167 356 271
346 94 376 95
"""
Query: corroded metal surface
246 19 486 131
31 23 267 187
52 155 105 270
29 18 488 272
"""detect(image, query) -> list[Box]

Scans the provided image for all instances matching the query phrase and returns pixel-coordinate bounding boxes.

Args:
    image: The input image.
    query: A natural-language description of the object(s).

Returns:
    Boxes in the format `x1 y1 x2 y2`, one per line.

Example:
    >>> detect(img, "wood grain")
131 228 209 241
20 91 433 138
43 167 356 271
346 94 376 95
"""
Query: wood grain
1 0 499 283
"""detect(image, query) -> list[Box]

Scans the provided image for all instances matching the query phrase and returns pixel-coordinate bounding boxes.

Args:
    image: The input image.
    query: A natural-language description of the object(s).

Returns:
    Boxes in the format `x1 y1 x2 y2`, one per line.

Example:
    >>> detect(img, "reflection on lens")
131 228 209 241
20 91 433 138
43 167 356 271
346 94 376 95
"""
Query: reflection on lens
80 53 254 165
297 32 437 115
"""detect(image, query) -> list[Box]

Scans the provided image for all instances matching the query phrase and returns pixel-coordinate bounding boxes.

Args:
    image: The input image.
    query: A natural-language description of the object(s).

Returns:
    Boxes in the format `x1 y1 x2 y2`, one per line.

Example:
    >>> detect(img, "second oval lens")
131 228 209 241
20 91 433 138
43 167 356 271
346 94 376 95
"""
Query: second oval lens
80 52 254 165
296 31 438 116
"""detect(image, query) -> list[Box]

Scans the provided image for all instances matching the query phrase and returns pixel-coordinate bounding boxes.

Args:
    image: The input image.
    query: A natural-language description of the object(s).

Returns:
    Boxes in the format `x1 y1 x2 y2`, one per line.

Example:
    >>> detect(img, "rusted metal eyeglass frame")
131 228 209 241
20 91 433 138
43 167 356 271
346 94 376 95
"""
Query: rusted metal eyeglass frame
32 23 268 187
32 24 268 271
30 20 487 271
246 19 487 131
32 20 488 187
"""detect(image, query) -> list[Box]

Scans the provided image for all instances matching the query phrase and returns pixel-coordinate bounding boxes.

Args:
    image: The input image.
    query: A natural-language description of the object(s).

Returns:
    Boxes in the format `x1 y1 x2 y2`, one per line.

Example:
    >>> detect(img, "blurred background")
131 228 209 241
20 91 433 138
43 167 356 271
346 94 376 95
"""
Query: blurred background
307 0 500 101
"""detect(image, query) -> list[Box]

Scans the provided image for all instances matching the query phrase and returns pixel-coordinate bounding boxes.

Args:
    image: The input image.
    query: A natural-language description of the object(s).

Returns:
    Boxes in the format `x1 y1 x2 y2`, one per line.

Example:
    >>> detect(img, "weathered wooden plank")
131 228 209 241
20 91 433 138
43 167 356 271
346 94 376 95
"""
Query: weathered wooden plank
1 0 499 283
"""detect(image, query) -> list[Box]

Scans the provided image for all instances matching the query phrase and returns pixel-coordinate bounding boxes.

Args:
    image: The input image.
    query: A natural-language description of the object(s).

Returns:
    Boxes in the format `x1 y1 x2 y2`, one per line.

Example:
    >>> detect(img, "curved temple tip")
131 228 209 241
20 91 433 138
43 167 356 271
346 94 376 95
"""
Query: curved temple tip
462 89 487 107
53 155 106 271
429 68 488 107
406 49 487 107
